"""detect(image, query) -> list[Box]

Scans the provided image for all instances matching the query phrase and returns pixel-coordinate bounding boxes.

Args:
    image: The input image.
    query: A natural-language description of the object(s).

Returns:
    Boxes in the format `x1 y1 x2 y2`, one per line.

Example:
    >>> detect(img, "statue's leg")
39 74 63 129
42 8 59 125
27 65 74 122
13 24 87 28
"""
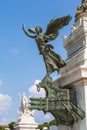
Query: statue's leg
46 72 50 77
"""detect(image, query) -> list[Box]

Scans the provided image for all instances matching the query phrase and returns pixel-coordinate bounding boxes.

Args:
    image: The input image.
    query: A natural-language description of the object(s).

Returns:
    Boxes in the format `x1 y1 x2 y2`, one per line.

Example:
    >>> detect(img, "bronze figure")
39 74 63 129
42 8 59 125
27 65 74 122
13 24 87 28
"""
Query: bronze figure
22 15 71 75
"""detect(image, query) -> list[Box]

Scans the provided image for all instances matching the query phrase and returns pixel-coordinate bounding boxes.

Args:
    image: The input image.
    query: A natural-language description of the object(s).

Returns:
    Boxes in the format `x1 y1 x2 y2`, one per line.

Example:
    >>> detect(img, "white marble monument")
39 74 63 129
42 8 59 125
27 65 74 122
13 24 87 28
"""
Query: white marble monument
53 0 87 130
14 93 38 130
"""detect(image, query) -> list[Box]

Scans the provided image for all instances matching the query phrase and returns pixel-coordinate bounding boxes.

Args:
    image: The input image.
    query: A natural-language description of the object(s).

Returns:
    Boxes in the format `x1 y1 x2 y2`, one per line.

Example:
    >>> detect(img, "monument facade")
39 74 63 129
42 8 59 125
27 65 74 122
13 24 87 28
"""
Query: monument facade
14 93 38 130
53 0 87 129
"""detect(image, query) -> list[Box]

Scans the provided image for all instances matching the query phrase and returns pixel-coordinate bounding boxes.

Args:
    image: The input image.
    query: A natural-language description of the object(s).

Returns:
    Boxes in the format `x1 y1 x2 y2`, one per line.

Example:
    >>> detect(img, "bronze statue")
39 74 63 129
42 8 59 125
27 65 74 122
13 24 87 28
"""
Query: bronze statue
22 15 71 75
22 15 85 126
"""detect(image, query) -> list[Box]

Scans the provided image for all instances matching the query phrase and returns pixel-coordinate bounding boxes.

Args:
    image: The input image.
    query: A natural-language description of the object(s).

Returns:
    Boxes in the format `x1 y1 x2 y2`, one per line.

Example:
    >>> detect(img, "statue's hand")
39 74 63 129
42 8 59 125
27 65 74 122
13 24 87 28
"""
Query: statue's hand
22 24 36 38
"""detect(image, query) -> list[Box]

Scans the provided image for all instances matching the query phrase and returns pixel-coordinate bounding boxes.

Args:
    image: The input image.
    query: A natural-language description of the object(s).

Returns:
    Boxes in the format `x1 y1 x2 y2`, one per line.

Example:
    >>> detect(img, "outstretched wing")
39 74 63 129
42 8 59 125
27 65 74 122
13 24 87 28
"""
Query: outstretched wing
45 15 71 36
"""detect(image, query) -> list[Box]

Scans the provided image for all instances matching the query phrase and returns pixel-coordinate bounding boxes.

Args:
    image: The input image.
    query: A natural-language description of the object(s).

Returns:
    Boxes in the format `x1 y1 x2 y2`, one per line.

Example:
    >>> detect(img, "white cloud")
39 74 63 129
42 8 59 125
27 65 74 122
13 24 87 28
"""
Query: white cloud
44 113 53 120
0 94 13 114
0 80 3 86
28 80 46 98
33 110 54 123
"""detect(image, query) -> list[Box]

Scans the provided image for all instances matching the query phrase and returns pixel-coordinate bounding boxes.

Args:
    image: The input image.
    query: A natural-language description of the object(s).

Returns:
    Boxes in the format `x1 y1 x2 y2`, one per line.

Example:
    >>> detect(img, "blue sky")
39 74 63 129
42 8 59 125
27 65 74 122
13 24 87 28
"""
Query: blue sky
0 0 81 125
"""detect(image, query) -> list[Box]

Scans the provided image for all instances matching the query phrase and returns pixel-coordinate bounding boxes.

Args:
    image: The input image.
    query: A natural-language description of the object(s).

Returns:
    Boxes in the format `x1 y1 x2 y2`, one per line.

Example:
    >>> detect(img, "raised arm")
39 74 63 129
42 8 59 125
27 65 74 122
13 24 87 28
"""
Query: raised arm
22 24 36 38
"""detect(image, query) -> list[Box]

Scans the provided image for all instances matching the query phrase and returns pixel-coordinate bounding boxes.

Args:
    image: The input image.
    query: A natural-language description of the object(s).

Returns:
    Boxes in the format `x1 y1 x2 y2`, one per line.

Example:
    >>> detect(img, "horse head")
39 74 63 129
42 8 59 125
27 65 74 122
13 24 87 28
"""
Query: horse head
36 75 53 97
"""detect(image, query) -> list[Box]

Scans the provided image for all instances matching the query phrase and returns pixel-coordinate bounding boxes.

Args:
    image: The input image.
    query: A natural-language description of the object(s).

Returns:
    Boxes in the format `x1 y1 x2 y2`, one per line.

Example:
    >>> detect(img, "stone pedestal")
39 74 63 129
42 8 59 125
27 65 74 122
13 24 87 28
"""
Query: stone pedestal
14 115 38 130
14 123 37 130
42 127 49 130
53 17 87 130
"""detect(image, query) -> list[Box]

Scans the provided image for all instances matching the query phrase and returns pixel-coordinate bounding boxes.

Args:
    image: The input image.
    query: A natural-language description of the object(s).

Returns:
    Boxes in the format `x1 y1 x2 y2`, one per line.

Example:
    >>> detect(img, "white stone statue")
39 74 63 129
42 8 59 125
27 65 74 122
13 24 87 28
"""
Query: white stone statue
20 92 28 108
18 93 33 119
14 93 38 130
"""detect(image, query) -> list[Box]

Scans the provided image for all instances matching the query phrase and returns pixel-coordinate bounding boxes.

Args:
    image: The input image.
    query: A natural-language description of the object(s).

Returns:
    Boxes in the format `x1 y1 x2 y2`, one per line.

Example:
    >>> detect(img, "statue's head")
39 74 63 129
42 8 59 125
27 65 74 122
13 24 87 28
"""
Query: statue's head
35 26 42 34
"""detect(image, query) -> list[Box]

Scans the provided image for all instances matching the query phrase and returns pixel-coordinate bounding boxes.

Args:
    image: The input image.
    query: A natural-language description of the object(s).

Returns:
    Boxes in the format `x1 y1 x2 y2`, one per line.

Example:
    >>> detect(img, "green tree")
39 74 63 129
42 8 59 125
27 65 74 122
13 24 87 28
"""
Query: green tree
49 119 57 126
37 122 49 130
8 122 15 130
0 126 5 130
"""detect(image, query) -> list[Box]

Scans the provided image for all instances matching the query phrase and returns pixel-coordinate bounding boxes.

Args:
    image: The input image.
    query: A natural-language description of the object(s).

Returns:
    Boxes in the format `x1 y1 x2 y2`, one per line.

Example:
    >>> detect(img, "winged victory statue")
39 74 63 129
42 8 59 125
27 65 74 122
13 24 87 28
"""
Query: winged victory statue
22 15 71 76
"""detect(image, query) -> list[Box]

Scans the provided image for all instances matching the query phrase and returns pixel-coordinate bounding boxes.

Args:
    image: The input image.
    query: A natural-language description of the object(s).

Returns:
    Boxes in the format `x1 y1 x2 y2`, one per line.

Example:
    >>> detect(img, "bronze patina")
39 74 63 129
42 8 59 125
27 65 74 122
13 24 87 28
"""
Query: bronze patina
30 75 85 127
22 15 85 127
22 15 71 75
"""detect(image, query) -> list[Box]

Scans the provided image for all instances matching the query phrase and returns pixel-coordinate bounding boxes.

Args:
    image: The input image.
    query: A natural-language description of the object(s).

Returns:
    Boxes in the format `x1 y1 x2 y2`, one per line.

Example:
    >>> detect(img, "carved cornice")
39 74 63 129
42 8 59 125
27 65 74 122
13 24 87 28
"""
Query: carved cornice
75 0 87 21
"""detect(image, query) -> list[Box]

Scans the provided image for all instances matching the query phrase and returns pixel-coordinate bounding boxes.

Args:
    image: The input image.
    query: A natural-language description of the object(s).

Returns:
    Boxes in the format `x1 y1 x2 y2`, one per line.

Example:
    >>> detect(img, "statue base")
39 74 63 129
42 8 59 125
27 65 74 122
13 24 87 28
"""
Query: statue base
14 123 37 130
14 114 38 130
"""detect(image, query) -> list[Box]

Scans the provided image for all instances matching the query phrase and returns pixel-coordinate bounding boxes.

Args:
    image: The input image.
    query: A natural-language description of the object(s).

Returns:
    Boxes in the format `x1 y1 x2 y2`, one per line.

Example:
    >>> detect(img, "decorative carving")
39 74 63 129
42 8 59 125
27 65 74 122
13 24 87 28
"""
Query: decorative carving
30 75 85 127
18 93 33 119
71 26 76 34
62 35 68 41
75 0 87 21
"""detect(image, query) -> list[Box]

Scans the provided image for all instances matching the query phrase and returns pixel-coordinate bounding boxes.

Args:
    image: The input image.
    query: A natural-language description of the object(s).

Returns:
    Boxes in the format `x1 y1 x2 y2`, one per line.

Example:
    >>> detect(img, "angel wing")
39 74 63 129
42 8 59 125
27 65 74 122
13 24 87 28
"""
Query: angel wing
45 15 72 37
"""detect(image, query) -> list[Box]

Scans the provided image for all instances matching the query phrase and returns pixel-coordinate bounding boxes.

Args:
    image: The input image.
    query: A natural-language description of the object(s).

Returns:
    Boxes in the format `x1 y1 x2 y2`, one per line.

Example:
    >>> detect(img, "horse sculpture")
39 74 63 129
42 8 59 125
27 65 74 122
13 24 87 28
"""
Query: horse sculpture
36 75 69 99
